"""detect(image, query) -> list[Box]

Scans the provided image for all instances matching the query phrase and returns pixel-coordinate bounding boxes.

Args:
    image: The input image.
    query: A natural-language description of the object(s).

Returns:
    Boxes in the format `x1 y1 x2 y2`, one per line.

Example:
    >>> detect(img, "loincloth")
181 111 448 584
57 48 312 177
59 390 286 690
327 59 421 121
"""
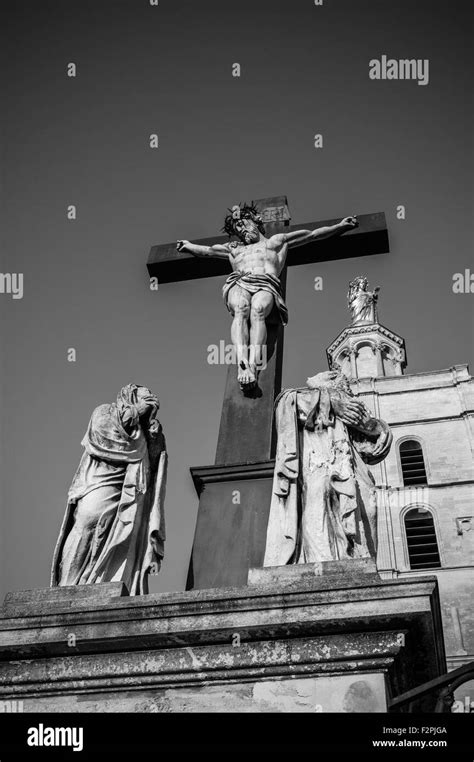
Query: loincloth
222 271 288 326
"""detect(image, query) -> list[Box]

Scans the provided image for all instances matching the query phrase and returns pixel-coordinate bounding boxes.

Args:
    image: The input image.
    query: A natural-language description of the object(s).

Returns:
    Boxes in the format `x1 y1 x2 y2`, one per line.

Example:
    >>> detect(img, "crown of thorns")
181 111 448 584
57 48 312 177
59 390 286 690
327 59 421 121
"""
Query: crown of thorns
223 202 265 237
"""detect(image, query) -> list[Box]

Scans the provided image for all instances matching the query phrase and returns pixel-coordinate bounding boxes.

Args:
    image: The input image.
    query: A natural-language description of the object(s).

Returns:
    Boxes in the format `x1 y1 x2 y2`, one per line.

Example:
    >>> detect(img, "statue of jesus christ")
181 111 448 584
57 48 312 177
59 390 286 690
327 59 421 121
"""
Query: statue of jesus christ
177 202 358 391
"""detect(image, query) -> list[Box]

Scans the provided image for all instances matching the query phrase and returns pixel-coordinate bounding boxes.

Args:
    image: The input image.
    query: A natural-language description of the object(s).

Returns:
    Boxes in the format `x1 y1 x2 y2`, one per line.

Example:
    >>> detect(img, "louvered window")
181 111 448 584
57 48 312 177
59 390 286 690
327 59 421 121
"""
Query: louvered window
400 439 427 486
404 507 441 569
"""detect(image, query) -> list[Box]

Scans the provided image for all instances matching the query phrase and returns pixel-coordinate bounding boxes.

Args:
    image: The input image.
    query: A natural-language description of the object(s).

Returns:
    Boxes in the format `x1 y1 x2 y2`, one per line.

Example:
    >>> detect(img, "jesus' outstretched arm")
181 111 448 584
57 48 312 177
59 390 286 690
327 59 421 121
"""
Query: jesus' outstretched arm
279 216 359 249
176 240 230 259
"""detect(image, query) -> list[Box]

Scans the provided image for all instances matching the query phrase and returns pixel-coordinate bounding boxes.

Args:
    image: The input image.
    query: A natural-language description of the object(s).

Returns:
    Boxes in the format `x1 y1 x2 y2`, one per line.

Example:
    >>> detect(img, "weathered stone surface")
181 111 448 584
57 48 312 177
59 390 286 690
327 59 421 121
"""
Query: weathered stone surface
248 559 380 587
351 364 474 669
328 279 473 672
0 575 446 712
2 582 128 618
15 672 388 713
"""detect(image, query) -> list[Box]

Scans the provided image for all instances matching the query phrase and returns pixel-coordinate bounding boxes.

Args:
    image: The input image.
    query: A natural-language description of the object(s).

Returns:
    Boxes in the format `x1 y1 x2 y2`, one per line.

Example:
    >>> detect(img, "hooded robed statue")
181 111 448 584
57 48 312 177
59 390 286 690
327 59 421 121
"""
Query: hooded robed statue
263 370 392 567
51 384 167 595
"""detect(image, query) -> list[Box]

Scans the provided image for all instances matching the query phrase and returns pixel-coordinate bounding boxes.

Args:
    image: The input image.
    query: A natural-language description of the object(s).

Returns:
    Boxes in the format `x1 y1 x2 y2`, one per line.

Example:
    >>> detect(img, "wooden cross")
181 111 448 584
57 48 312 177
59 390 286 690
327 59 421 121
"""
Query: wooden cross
147 195 389 465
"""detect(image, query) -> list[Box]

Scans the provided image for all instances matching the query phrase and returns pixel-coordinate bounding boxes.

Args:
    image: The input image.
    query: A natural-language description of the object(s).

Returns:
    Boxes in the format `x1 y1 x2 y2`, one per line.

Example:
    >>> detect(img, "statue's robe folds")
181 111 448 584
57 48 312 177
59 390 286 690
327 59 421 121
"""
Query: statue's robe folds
349 290 376 324
51 404 167 595
263 387 391 566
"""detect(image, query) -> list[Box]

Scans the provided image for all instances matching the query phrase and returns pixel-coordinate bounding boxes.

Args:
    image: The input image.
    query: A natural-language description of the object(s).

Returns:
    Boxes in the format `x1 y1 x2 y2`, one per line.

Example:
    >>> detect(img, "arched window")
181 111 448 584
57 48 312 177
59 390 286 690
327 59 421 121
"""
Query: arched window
355 343 375 376
404 507 441 570
335 351 351 378
382 345 397 377
399 439 427 486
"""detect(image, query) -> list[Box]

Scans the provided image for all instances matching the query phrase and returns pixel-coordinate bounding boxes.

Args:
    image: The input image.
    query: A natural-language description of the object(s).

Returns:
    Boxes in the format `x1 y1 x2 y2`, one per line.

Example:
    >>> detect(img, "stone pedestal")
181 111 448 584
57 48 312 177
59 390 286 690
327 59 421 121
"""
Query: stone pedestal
0 572 446 713
248 558 380 587
186 461 275 589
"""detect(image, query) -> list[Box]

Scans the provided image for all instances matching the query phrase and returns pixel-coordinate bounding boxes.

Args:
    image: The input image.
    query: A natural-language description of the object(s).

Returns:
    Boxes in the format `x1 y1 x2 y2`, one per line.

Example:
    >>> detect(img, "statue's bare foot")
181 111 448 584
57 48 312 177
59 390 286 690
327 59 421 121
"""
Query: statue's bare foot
238 362 256 390
249 362 260 386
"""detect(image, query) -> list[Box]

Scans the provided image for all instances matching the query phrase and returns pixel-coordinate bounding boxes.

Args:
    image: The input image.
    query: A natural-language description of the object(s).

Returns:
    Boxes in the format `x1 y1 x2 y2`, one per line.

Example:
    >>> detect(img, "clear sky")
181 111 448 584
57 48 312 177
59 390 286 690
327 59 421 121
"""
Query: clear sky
1 0 472 599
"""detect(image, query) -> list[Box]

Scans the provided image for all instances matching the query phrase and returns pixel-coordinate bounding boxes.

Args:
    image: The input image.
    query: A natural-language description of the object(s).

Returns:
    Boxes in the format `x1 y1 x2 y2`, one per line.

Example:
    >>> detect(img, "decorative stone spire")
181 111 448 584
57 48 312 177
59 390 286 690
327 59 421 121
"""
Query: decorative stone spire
326 276 407 379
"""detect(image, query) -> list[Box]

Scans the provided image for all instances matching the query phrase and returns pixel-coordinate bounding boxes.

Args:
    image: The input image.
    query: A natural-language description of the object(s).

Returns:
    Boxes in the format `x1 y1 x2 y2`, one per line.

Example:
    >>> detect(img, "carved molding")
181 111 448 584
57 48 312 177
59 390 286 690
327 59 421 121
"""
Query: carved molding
327 323 405 357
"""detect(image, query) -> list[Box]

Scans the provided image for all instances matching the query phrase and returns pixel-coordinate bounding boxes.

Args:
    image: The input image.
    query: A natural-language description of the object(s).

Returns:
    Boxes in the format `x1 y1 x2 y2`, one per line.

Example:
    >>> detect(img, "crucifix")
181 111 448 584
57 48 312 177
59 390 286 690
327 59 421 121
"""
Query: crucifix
147 196 389 588
177 203 358 392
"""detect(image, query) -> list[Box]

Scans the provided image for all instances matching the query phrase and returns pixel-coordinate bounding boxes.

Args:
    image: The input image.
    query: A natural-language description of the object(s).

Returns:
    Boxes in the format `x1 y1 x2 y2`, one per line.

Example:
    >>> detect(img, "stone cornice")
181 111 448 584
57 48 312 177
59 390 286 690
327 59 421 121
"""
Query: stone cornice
326 322 405 358
0 577 444 698
190 461 275 494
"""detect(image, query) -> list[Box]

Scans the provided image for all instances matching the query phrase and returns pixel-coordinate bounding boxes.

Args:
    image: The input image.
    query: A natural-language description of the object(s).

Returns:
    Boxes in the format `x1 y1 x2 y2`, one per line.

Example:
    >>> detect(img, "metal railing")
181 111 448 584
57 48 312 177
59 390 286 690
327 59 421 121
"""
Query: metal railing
389 662 474 713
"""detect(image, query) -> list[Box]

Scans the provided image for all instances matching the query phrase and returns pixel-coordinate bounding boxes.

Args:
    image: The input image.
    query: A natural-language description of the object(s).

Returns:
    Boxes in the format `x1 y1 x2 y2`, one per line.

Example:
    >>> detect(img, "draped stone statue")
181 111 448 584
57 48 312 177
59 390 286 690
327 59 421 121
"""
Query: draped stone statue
51 384 167 595
347 276 380 324
263 370 392 566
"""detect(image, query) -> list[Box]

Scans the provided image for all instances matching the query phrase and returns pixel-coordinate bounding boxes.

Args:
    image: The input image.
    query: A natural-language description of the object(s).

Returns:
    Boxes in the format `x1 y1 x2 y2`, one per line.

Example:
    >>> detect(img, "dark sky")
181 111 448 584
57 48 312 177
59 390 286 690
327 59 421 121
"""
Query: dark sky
1 0 472 599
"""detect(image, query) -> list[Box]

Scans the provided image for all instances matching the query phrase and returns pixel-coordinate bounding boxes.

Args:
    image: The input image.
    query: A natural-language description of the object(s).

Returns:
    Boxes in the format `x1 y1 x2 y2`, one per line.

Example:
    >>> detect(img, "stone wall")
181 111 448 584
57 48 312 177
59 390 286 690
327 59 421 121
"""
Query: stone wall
352 366 474 668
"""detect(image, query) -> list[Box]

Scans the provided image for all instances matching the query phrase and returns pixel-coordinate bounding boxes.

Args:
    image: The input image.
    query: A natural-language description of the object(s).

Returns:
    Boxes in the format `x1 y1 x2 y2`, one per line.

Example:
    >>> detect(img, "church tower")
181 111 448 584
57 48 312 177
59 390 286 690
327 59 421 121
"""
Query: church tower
327 277 474 677
326 276 407 379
